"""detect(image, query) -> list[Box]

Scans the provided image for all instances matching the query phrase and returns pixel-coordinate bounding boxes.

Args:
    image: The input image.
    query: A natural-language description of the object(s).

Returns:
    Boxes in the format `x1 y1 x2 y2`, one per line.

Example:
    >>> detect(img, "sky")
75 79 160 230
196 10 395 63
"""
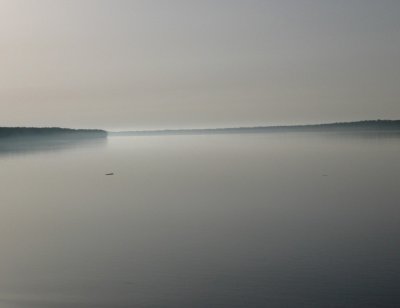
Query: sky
0 0 399 130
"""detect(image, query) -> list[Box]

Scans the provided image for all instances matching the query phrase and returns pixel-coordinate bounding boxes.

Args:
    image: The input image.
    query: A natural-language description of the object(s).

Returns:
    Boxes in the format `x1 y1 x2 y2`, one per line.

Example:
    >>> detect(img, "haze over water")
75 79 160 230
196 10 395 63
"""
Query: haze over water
1 132 399 307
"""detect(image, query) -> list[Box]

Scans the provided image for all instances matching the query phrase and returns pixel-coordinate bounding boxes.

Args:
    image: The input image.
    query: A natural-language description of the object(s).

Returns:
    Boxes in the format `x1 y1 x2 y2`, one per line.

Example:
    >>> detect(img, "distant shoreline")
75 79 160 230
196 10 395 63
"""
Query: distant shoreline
0 127 107 139
2 121 399 139
110 120 400 136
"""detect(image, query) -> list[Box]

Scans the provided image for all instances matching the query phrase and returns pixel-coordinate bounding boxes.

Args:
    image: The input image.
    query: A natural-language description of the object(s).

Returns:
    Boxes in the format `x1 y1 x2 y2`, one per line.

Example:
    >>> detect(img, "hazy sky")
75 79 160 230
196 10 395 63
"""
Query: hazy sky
1 0 399 130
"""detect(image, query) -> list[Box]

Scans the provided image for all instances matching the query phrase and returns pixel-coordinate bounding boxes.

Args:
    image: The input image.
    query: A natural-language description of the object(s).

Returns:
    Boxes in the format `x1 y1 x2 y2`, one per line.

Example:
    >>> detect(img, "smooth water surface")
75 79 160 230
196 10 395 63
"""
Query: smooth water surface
0 133 399 307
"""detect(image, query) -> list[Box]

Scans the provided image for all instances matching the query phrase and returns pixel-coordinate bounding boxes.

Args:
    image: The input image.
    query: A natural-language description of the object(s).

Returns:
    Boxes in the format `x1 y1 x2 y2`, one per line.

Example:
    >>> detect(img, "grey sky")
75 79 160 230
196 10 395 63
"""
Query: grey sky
1 0 399 130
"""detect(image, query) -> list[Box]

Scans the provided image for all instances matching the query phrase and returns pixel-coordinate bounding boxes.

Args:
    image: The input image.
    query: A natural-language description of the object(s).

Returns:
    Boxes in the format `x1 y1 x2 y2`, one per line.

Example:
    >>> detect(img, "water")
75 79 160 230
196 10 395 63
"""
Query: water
0 132 399 307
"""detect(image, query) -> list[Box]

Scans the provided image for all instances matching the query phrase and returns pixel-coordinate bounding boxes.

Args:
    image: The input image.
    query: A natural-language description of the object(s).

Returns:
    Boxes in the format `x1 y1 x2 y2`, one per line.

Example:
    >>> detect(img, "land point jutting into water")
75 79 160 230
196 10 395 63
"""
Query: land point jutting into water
0 127 107 139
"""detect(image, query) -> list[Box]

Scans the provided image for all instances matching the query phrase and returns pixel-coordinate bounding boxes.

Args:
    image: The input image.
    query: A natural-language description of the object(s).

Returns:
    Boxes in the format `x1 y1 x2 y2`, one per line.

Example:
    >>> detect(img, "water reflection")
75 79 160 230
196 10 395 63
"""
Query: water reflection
312 130 400 140
0 137 107 158
0 132 399 307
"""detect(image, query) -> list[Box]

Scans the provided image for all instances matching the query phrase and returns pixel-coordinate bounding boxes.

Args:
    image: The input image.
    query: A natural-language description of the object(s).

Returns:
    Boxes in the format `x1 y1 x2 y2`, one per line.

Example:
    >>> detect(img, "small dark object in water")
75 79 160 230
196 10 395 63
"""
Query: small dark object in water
105 173 114 176
322 174 328 176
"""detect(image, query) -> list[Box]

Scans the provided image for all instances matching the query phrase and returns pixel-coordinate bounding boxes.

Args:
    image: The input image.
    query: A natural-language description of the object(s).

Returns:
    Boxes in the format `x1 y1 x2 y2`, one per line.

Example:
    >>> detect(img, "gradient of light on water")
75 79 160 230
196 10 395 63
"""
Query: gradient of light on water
0 133 399 307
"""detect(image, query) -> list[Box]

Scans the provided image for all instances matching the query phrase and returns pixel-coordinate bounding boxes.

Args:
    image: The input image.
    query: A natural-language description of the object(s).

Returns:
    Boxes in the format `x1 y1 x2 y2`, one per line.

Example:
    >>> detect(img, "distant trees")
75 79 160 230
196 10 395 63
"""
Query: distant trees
0 127 107 139
303 120 400 130
111 120 400 136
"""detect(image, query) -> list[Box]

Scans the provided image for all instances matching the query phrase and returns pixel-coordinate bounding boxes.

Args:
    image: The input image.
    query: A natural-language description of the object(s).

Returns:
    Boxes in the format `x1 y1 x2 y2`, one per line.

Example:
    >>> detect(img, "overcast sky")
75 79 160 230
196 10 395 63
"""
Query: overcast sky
1 0 399 130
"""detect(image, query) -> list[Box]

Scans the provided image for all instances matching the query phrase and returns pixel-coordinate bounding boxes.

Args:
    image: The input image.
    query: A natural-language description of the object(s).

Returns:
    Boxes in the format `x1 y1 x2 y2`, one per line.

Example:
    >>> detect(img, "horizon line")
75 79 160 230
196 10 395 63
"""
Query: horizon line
108 119 400 133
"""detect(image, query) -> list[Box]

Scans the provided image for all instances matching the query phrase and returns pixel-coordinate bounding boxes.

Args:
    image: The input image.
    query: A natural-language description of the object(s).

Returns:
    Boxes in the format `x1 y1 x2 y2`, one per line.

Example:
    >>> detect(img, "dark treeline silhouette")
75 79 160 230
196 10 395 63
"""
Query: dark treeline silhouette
0 127 107 139
111 120 400 136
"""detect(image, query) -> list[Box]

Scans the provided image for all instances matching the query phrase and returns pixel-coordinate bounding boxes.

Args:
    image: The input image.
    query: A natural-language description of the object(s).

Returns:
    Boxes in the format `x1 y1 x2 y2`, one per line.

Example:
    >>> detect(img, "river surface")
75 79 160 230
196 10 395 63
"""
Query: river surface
0 132 399 307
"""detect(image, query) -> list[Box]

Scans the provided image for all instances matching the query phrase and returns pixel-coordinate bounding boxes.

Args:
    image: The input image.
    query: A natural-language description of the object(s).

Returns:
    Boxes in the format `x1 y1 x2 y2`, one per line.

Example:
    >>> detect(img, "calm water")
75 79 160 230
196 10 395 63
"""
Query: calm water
0 133 399 307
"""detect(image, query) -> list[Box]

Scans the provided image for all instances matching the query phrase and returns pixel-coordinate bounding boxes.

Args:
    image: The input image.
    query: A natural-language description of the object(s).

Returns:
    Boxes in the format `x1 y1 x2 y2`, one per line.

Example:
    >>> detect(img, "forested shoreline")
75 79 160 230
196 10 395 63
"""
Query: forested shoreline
0 127 107 139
